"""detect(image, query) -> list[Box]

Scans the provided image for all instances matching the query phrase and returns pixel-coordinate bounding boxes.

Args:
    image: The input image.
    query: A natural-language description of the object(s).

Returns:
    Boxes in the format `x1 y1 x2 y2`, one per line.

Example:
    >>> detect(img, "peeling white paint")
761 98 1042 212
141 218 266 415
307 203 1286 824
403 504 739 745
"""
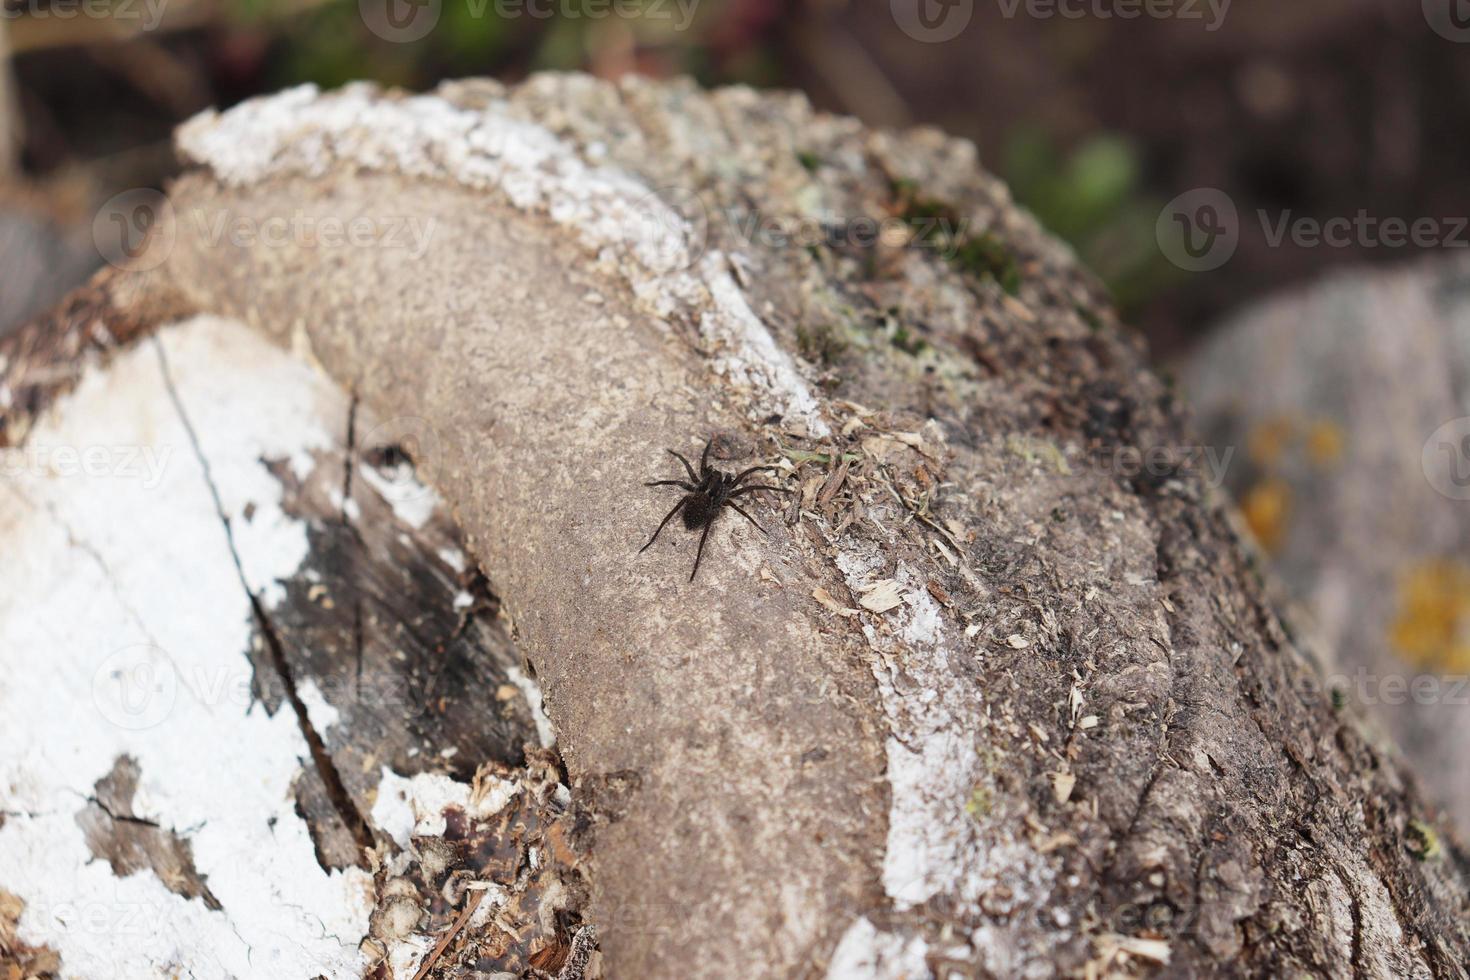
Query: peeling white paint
370 768 518 851
0 316 372 978
827 553 1054 976
826 916 930 980
356 463 441 531
297 679 340 737
505 664 557 749
698 255 829 436
176 84 831 437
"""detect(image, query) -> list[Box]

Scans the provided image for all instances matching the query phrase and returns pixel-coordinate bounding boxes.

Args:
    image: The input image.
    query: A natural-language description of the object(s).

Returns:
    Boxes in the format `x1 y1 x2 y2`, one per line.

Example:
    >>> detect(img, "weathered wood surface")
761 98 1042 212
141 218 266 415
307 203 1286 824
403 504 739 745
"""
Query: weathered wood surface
0 303 593 978
1183 254 1470 842
1 74 1468 979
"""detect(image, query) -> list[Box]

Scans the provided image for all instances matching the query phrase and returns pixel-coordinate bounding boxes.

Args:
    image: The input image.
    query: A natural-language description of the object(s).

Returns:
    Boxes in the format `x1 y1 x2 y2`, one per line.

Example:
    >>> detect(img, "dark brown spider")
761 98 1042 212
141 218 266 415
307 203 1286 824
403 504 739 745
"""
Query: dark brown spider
638 437 792 581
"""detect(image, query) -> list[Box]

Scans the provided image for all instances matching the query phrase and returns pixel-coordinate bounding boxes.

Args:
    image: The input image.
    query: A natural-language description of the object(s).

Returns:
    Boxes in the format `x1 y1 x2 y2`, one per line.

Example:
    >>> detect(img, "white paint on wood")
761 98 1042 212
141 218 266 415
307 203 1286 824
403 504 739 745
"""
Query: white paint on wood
369 768 518 851
825 916 929 980
0 316 373 978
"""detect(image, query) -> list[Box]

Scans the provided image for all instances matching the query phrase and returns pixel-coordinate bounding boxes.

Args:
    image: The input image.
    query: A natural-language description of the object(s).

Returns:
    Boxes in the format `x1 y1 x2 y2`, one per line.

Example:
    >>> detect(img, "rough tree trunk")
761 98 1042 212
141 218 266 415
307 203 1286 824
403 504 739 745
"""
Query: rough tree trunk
1 75 1467 979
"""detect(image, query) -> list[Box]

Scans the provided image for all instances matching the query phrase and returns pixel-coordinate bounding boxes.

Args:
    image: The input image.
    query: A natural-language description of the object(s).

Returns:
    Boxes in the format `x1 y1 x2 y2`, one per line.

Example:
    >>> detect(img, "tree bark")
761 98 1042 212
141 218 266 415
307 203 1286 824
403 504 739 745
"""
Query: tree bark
2 75 1468 979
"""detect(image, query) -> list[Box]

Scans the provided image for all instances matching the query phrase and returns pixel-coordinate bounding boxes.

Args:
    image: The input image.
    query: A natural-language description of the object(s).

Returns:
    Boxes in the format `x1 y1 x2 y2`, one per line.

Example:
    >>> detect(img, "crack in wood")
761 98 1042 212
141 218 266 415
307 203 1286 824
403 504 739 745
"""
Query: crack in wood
151 336 376 862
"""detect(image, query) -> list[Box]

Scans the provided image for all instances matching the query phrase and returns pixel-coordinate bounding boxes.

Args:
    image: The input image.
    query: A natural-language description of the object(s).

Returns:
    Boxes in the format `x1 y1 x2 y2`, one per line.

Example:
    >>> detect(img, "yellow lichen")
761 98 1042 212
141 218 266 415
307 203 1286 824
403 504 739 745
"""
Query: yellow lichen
1305 418 1345 468
1241 478 1291 553
1389 560 1470 673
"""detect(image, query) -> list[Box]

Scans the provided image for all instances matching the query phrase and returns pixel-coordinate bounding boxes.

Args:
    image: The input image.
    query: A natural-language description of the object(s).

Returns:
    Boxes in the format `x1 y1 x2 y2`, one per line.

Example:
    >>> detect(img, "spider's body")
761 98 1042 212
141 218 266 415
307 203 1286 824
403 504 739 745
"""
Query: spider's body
639 438 791 581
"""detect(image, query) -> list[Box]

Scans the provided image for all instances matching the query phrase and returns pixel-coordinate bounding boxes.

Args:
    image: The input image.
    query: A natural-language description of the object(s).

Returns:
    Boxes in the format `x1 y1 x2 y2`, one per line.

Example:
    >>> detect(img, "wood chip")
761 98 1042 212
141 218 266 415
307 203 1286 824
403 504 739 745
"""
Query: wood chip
1109 935 1172 965
1051 770 1076 804
857 579 904 614
925 580 952 607
1036 831 1079 854
1006 634 1029 649
817 458 850 509
812 587 859 617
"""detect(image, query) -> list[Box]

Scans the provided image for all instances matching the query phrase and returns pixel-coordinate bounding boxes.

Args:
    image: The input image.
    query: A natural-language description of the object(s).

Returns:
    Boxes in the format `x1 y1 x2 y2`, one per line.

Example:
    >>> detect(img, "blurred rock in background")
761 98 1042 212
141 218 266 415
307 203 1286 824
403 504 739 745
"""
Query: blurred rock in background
1184 255 1470 838
0 181 102 337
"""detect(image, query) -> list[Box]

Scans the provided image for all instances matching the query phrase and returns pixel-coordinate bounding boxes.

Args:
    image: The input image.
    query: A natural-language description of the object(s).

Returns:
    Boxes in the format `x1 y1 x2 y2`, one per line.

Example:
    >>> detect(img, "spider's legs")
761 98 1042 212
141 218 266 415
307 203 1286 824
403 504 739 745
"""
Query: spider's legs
728 502 767 536
689 520 714 581
728 484 793 498
666 450 698 483
731 464 780 484
698 437 714 475
645 479 696 490
638 498 687 554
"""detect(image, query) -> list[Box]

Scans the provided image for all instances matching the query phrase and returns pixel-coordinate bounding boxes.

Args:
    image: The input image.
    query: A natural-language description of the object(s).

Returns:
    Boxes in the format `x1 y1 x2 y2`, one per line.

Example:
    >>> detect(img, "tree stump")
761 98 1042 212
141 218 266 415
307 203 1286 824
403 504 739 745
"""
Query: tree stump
1 75 1467 979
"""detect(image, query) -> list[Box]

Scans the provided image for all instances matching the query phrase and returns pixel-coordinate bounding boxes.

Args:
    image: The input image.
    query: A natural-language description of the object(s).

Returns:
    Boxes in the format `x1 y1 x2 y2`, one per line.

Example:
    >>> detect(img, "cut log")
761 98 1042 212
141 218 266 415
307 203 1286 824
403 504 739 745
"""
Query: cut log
1 75 1467 979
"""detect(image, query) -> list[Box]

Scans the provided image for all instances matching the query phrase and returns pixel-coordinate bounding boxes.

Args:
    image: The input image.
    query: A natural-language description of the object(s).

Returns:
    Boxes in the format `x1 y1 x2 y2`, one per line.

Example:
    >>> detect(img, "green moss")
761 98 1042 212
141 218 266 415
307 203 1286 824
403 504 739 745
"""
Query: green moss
889 324 928 356
952 234 1022 295
965 785 994 820
887 180 1025 295
1406 819 1442 861
796 150 821 173
795 321 848 364
1006 434 1071 475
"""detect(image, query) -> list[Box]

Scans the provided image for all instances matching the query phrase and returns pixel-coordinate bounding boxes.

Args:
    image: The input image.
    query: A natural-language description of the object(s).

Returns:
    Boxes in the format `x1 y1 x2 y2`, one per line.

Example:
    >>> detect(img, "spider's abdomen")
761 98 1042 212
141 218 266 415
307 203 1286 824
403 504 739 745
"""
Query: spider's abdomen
682 493 719 529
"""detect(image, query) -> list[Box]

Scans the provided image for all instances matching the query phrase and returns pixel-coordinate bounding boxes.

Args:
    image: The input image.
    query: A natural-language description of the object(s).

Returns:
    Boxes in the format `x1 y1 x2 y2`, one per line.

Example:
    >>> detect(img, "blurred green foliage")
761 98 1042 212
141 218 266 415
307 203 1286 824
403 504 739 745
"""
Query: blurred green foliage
223 0 748 93
210 1 1173 314
1003 128 1179 314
